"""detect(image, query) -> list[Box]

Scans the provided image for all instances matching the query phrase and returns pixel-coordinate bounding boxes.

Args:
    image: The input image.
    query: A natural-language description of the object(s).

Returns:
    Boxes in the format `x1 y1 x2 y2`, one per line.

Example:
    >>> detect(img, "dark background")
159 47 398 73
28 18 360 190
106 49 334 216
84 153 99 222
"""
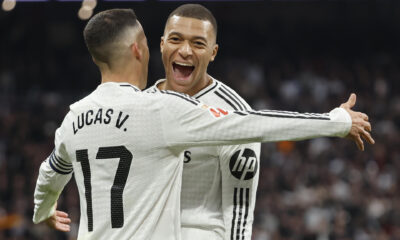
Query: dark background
1 1 399 239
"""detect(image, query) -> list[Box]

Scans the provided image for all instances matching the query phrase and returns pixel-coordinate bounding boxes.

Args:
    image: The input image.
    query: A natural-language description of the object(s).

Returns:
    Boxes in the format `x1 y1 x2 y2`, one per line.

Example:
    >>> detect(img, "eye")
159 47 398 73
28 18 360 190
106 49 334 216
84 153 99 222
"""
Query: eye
169 37 180 43
194 41 206 47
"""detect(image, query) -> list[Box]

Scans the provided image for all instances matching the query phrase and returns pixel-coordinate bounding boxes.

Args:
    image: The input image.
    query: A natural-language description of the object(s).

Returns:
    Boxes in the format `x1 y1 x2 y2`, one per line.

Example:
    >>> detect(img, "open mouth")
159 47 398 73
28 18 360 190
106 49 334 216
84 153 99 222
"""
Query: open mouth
172 62 195 81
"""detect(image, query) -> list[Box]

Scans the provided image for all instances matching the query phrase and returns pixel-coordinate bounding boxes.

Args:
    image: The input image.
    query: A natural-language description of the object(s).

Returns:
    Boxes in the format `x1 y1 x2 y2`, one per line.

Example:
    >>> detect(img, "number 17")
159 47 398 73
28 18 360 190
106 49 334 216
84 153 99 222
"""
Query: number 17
76 145 132 232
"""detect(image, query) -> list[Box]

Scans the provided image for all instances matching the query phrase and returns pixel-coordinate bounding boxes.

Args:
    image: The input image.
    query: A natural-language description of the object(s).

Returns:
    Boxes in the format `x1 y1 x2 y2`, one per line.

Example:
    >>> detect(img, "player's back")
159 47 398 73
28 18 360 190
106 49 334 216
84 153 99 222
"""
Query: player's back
61 82 182 240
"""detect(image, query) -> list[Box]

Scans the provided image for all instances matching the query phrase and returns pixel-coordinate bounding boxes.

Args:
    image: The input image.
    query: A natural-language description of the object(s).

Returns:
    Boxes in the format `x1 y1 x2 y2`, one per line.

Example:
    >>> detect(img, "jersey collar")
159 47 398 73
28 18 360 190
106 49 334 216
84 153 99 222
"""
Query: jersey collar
152 76 218 98
99 82 141 92
152 79 166 92
119 83 141 92
192 76 218 99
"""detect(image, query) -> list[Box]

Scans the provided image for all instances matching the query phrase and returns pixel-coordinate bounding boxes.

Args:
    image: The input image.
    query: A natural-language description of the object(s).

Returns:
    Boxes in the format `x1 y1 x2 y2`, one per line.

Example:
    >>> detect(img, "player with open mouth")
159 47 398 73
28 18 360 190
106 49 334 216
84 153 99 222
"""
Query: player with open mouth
147 4 375 240
172 61 195 82
158 13 218 97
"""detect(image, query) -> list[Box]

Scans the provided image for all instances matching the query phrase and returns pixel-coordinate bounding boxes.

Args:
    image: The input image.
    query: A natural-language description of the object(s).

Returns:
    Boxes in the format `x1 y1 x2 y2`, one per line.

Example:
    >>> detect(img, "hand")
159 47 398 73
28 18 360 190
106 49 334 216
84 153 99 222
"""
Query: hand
45 210 71 232
340 93 375 151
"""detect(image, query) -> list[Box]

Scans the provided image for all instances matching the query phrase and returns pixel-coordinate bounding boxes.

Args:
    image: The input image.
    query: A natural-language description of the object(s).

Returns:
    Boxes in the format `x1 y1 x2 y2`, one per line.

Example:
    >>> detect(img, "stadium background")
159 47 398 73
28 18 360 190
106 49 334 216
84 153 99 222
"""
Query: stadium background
1 1 399 239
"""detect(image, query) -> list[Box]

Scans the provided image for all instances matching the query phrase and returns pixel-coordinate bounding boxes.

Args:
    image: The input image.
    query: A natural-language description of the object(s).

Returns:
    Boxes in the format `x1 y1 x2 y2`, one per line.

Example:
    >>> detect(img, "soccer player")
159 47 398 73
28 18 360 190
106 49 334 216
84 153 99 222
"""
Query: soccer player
147 4 374 240
146 5 260 240
33 8 373 240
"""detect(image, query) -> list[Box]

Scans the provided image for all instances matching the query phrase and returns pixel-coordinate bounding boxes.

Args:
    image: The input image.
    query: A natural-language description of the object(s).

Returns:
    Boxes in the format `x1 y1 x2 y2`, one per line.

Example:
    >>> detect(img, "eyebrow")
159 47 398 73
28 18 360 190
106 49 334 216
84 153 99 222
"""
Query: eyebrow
168 32 208 43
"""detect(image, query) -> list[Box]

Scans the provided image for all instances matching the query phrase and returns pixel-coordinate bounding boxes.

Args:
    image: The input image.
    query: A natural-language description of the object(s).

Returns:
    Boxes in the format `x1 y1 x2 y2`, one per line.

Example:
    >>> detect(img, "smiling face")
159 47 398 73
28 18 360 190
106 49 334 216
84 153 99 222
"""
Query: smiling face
161 15 218 96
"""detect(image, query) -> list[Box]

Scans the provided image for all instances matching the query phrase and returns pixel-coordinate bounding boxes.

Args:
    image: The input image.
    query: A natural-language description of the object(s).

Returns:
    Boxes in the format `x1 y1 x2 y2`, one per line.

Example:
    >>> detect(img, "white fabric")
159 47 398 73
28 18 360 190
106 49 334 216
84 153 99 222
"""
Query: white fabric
147 77 350 240
33 81 351 240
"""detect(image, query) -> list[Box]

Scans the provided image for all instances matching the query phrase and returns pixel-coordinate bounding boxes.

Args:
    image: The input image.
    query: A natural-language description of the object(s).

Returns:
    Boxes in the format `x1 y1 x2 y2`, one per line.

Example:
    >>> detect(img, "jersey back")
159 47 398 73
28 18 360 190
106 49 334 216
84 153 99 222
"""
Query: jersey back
59 83 182 240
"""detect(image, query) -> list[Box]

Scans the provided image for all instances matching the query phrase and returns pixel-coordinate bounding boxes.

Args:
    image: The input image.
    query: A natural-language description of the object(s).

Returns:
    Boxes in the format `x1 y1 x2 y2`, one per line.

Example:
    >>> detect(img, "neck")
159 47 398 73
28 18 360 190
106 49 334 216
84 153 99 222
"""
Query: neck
101 64 143 89
159 74 212 96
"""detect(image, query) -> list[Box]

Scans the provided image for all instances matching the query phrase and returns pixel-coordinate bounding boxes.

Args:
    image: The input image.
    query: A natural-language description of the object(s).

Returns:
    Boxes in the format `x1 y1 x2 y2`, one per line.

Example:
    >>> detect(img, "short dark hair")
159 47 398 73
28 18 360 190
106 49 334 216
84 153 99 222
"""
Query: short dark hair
167 4 217 37
83 8 139 63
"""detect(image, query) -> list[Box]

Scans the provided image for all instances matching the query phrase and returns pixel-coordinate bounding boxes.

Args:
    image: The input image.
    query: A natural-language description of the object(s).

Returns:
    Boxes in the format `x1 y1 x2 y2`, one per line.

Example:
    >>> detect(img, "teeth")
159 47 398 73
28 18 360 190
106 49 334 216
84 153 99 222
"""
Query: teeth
174 62 194 67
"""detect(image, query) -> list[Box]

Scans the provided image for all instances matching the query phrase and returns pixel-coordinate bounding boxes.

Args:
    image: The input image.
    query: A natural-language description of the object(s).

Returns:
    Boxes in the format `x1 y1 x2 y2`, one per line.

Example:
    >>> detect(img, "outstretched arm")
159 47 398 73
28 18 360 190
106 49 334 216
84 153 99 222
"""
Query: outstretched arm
33 124 73 225
159 92 356 148
340 93 375 151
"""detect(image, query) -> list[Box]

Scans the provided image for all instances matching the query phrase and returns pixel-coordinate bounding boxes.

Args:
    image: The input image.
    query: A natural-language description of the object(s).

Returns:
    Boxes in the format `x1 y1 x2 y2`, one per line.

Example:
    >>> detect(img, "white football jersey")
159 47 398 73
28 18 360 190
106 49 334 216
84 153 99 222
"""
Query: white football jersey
147 77 260 240
34 82 351 240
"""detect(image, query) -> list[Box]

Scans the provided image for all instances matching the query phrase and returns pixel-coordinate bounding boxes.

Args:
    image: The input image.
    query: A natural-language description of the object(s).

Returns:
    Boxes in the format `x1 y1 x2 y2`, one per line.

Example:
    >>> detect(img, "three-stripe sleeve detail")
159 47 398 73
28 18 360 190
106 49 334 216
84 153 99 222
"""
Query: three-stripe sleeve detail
161 90 200 106
215 91 238 110
49 151 73 175
220 86 247 111
195 81 219 99
231 187 250 240
241 188 250 240
260 109 329 117
231 188 238 240
236 188 244 240
214 84 251 111
214 83 329 120
234 110 331 120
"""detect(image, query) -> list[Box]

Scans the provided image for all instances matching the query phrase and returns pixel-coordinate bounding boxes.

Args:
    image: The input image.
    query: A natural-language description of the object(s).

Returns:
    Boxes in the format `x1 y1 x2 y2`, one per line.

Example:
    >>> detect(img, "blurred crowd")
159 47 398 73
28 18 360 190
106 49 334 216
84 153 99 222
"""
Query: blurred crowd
1 50 399 240
225 54 400 240
1 2 400 240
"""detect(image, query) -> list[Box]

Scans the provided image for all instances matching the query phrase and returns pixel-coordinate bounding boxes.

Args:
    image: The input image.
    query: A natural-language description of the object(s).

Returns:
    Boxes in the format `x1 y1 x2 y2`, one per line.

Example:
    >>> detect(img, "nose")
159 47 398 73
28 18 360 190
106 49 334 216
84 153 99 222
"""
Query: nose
178 41 193 58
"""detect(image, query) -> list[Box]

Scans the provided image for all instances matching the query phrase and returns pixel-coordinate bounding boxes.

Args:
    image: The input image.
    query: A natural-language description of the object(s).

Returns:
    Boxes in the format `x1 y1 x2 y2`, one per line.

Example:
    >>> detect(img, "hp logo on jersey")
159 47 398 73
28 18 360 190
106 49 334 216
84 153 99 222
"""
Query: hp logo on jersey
229 148 258 180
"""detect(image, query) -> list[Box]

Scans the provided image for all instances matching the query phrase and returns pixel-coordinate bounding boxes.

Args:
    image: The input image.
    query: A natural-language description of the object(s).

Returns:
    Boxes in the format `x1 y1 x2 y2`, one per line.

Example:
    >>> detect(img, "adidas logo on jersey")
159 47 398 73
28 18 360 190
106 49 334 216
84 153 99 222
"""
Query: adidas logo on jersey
201 104 230 118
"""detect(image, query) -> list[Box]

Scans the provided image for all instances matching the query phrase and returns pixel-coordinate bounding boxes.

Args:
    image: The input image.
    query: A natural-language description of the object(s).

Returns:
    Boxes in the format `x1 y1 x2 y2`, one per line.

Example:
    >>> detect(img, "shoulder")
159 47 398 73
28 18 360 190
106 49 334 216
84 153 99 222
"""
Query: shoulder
145 85 158 94
159 90 201 106
145 79 166 94
68 93 91 113
198 77 252 111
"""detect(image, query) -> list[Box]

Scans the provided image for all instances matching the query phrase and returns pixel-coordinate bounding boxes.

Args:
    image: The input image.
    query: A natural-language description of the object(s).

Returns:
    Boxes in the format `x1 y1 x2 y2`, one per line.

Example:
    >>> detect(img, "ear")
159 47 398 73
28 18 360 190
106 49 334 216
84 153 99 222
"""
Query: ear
160 36 165 53
91 56 103 66
131 42 142 60
210 44 219 62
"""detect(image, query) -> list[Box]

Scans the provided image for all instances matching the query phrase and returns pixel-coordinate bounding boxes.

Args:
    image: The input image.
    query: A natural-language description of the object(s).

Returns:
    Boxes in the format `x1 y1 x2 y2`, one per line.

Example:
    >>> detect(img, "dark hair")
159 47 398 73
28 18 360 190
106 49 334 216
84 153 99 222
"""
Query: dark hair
167 4 217 37
83 8 139 63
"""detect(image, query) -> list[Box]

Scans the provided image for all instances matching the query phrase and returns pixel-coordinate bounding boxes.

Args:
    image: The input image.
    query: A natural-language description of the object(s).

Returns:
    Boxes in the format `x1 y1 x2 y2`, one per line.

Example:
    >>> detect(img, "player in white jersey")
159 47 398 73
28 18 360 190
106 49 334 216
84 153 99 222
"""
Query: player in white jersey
148 77 259 240
32 8 374 240
146 5 259 238
147 4 374 240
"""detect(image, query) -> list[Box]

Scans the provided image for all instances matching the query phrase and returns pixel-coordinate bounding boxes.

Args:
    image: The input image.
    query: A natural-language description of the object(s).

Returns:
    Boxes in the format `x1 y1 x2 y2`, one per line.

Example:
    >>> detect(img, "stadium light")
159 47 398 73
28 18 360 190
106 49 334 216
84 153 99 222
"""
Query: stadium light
78 5 93 20
82 0 96 10
2 0 16 11
78 0 96 21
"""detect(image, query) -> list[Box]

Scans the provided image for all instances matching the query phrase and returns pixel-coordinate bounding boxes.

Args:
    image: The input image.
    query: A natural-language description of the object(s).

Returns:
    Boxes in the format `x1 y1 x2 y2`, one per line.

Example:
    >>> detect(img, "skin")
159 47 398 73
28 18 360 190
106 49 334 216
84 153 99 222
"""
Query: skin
97 22 149 89
45 204 71 232
134 30 150 89
340 93 374 151
159 16 218 96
